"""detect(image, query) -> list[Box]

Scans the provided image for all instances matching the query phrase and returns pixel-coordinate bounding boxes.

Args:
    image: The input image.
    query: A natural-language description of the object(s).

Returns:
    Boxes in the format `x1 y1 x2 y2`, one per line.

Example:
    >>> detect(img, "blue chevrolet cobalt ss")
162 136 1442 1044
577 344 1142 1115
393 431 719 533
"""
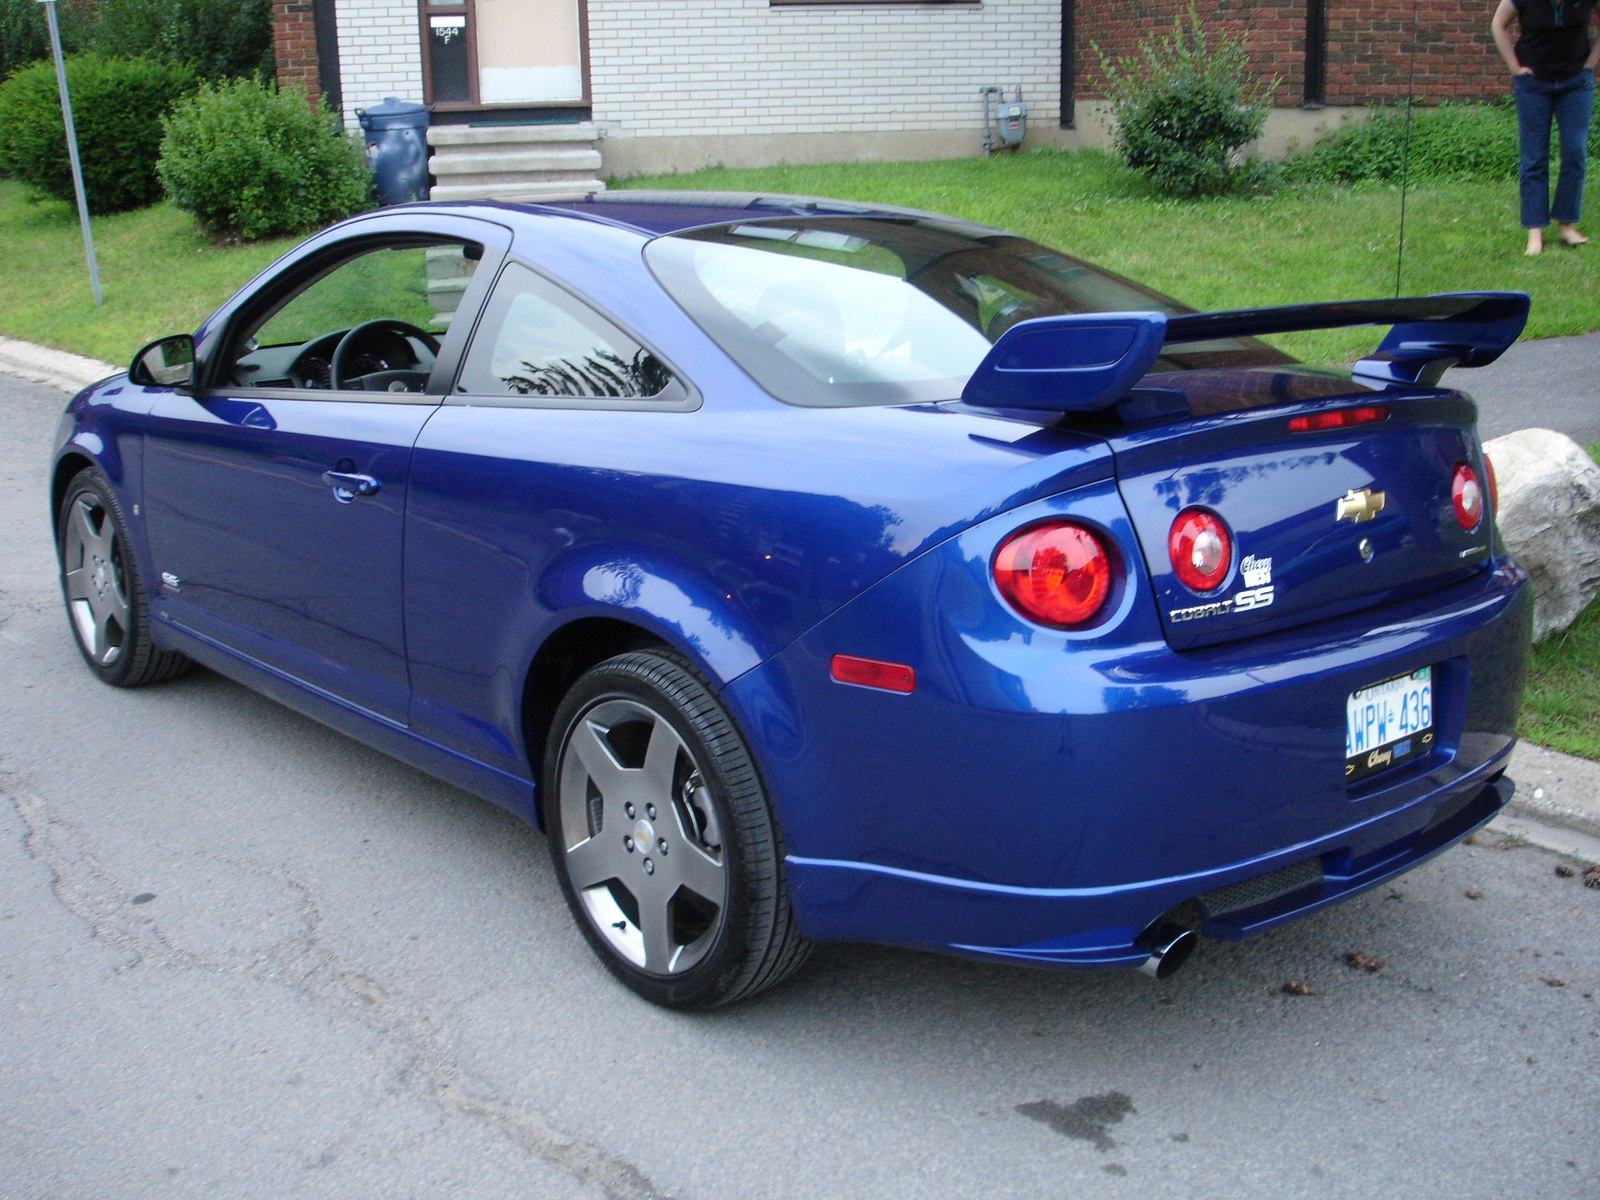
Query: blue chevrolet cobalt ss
51 192 1531 1007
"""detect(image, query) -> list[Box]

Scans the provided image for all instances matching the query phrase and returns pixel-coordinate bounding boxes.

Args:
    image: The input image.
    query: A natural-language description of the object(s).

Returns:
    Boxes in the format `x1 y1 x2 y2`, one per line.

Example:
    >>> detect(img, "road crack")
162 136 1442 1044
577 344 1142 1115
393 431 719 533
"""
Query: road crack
7 780 675 1200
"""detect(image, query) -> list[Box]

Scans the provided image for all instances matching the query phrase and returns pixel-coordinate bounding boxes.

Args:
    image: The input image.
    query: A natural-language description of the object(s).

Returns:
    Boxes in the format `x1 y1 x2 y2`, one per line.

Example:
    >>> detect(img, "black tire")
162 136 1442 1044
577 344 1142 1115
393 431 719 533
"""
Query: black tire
543 648 810 1008
57 467 190 688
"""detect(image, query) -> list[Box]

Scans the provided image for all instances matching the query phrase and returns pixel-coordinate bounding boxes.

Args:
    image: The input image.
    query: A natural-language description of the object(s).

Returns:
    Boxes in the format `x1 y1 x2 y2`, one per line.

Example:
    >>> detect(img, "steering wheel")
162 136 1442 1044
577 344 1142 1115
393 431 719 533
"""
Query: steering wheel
330 319 441 391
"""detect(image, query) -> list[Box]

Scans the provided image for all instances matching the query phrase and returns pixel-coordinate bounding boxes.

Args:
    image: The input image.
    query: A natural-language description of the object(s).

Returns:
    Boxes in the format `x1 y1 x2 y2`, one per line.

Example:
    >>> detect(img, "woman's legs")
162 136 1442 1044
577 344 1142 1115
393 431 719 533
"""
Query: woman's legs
1552 70 1594 245
1516 75 1556 251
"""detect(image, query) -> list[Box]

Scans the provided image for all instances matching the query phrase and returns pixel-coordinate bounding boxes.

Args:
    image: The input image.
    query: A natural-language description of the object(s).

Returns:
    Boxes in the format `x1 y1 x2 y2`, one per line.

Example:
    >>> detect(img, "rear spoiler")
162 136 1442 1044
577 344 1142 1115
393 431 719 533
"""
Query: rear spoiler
960 291 1529 412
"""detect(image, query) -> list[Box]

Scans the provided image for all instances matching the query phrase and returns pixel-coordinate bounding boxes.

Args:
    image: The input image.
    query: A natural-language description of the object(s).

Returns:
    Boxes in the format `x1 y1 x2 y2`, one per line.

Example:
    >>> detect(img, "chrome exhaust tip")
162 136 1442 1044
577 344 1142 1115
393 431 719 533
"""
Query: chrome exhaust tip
1136 925 1198 980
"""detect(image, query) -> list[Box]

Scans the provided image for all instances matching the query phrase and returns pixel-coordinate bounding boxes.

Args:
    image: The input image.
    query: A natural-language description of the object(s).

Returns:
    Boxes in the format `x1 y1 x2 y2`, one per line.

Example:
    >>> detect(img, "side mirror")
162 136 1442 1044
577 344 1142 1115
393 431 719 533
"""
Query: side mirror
129 335 196 388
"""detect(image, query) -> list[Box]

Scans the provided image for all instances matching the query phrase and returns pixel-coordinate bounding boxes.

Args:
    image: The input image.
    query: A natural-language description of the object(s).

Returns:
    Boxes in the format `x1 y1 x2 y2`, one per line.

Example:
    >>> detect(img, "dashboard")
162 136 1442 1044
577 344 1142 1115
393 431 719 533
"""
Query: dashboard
229 325 439 392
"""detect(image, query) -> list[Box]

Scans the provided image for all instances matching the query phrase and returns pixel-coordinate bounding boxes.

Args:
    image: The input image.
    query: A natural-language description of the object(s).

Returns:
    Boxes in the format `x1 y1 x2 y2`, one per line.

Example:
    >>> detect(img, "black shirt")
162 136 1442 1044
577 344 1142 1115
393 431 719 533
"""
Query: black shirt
1514 0 1596 79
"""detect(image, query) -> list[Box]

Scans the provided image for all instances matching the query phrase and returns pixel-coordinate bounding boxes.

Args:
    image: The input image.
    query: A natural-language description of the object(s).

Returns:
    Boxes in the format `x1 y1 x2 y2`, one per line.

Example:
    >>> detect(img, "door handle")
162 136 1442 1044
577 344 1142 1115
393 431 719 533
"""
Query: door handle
322 470 381 502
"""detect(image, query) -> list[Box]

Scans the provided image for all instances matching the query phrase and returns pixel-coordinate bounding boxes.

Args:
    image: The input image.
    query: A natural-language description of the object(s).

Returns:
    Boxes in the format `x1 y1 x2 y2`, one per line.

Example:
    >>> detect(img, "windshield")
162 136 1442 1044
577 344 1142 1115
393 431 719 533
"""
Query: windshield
644 216 1293 408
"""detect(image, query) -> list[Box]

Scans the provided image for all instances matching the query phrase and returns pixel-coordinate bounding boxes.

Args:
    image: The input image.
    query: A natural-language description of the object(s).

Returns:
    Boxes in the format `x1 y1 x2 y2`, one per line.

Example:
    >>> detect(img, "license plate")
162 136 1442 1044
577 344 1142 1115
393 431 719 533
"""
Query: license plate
1345 667 1433 783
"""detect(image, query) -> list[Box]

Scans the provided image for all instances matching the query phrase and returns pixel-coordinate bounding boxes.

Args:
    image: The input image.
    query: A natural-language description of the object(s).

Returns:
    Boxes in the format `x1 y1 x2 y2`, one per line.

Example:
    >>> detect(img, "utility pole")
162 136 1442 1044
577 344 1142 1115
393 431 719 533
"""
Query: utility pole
38 0 102 306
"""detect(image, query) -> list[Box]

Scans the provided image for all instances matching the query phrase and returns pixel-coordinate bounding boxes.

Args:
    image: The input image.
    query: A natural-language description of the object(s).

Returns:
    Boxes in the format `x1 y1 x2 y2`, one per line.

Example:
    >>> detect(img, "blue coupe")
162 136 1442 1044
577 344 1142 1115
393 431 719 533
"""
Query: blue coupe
51 192 1531 1007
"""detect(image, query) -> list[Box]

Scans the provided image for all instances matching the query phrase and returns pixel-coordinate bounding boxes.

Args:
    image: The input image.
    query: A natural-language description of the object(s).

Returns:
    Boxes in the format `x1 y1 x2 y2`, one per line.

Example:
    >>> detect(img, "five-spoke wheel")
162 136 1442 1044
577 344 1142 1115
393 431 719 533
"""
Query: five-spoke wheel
545 649 809 1008
57 468 188 687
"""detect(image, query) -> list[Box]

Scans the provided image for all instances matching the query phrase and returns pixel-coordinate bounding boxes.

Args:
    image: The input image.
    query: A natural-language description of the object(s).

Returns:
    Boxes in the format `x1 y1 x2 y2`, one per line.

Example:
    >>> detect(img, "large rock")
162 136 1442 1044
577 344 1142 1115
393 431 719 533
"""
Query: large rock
1484 427 1600 641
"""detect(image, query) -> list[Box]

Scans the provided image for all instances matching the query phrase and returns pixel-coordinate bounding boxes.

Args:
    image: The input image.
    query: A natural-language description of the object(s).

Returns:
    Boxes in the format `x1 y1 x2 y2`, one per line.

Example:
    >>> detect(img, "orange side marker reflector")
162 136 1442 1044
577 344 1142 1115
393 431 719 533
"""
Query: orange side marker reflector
830 654 916 694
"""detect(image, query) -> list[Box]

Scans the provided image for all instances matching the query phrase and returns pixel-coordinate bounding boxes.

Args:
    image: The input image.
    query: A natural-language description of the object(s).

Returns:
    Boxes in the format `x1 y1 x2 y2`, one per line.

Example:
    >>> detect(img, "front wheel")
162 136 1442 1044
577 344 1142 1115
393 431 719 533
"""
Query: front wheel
544 649 809 1008
57 467 189 687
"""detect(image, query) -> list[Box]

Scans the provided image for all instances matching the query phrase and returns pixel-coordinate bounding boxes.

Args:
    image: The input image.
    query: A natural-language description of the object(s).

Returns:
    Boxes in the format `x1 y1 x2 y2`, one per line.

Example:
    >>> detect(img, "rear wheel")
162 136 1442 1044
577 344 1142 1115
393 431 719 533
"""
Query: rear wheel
57 468 189 687
544 649 809 1008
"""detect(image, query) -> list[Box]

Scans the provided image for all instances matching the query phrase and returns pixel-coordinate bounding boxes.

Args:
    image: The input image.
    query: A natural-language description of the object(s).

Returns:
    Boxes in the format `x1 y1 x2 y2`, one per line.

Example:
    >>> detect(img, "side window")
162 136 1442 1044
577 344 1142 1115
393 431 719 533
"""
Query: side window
227 240 482 391
458 262 675 400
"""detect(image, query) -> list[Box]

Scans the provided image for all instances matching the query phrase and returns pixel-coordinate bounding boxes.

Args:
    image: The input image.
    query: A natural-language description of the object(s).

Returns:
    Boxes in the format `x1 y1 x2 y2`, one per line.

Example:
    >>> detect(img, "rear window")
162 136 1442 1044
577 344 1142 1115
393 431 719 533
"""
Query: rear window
644 216 1292 408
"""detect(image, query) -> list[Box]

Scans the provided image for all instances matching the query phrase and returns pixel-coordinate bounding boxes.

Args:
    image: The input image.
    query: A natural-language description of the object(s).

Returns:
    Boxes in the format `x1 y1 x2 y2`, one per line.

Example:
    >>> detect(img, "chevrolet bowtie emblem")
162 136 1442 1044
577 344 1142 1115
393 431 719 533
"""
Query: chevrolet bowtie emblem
1335 487 1386 523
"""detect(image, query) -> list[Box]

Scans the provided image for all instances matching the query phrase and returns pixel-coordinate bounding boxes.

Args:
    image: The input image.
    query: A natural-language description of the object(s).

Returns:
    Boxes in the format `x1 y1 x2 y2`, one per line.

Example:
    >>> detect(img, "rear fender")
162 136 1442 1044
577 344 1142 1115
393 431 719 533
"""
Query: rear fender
538 543 769 688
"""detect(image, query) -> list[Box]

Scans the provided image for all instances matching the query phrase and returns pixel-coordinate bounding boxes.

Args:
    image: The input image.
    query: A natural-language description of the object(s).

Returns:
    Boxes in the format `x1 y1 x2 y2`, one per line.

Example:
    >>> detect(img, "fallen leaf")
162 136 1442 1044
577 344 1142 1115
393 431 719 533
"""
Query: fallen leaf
1282 981 1313 996
1540 977 1566 988
1344 953 1383 973
1465 889 1484 900
1555 865 1576 878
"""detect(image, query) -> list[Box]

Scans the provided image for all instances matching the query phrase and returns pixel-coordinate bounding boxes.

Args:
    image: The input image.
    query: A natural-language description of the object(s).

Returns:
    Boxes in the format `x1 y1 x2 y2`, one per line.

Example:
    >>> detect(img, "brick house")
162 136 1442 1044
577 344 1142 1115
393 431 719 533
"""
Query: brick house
272 0 1512 198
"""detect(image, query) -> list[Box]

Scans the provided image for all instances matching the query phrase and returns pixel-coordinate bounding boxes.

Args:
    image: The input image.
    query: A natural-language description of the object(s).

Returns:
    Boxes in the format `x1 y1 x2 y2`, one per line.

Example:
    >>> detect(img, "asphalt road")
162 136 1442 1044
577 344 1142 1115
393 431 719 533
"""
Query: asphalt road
3 368 1598 1200
1444 331 1600 448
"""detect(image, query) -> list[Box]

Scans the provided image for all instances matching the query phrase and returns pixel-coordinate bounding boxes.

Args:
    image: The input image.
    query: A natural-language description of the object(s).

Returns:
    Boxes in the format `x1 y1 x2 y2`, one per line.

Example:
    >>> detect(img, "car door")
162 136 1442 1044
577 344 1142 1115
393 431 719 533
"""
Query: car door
142 215 508 723
403 257 697 774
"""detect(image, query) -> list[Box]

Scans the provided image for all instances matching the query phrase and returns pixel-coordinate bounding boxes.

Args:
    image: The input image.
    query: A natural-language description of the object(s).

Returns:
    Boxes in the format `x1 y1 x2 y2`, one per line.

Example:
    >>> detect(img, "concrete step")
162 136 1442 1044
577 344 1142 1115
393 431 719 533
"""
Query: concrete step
427 122 601 147
429 167 601 189
429 147 603 176
429 178 606 203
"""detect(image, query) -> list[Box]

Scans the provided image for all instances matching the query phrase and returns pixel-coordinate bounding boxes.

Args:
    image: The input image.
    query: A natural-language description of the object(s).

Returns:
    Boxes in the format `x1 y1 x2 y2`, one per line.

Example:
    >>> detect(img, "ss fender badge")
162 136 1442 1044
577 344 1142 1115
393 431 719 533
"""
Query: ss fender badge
160 571 181 592
1336 487 1386 523
1170 585 1275 623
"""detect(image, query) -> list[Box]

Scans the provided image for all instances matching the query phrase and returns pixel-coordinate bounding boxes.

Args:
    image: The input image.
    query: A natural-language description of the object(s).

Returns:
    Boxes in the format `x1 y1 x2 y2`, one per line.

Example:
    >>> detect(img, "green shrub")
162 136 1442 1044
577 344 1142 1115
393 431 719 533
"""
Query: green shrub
92 0 273 82
1282 101 1600 185
1096 5 1276 197
0 52 195 211
158 78 373 241
0 0 90 82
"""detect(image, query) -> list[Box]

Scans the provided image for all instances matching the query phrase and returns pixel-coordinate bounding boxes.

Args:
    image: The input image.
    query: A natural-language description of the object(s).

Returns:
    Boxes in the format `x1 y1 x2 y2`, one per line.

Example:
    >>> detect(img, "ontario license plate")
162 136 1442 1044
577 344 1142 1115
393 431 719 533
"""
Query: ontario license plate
1345 667 1434 783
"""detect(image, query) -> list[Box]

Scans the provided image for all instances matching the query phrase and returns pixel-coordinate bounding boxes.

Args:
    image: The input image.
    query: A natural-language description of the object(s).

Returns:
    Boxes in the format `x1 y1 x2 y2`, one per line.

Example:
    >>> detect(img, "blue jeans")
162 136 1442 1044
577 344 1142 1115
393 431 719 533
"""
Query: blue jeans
1515 68 1594 228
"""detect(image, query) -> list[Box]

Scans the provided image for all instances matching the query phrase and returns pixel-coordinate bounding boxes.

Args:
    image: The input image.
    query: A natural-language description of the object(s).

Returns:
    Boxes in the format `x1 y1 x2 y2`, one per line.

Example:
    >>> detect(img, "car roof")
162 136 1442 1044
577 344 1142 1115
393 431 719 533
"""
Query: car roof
415 190 998 238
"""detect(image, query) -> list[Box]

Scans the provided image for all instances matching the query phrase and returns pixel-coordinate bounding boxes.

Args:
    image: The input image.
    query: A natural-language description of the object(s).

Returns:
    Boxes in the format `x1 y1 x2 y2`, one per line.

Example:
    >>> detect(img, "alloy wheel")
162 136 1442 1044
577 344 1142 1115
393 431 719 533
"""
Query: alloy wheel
61 492 130 667
556 697 728 975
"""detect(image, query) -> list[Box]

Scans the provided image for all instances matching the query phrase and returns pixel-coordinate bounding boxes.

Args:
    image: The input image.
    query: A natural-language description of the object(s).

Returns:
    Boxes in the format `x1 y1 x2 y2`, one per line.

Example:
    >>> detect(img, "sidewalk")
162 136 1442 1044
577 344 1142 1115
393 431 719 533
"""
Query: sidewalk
0 336 117 394
1498 741 1600 863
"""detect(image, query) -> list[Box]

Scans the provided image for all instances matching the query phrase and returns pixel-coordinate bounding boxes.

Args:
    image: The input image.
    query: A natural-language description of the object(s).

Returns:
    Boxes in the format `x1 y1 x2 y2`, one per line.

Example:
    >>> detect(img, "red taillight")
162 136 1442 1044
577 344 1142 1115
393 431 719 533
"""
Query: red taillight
992 521 1114 629
1168 508 1232 592
1452 463 1484 531
830 654 915 694
1483 454 1498 518
1287 405 1390 433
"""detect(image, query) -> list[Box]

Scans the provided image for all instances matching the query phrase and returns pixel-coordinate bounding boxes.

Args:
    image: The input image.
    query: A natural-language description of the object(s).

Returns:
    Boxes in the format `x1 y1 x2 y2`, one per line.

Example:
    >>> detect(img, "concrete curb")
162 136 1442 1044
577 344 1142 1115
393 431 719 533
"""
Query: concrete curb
1503 740 1600 841
0 337 119 395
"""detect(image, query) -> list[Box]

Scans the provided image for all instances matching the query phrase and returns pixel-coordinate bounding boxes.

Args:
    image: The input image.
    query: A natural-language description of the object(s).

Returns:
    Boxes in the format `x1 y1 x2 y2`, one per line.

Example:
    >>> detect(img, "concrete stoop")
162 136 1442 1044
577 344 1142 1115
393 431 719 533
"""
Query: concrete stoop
427 123 605 203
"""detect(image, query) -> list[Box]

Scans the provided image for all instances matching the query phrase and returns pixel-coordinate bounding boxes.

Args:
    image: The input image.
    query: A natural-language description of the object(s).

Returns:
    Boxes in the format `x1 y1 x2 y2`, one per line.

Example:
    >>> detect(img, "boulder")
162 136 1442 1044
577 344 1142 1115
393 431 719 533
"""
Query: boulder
1483 428 1600 642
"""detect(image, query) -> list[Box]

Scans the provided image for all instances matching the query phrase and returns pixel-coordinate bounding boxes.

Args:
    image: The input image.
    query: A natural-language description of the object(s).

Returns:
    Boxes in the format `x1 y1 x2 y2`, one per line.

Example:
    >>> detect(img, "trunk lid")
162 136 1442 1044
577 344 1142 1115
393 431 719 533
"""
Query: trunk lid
1102 368 1494 650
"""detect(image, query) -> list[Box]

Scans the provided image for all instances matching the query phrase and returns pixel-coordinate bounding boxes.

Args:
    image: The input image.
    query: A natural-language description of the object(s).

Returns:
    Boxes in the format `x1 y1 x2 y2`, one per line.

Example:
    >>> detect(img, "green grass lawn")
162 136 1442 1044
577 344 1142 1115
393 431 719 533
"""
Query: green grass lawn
4 148 1600 367
0 179 298 366
615 151 1600 366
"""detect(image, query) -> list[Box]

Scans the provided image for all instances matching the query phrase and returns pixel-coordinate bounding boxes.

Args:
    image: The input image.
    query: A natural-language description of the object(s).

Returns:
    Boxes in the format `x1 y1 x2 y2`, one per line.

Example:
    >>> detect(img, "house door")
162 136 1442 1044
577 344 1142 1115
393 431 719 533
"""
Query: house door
422 0 585 106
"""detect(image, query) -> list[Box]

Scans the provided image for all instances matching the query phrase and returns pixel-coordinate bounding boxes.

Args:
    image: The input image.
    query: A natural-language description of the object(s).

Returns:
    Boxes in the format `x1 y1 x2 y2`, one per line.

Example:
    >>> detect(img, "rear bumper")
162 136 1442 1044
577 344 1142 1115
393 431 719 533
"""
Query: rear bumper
723 482 1532 966
786 766 1511 969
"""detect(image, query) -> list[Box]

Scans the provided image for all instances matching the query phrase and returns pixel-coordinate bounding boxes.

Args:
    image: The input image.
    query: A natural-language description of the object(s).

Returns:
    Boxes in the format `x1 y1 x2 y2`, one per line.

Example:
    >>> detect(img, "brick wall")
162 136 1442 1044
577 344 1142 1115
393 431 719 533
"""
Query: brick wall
333 0 424 126
1325 0 1504 102
1076 0 1507 106
273 0 321 107
589 0 1061 140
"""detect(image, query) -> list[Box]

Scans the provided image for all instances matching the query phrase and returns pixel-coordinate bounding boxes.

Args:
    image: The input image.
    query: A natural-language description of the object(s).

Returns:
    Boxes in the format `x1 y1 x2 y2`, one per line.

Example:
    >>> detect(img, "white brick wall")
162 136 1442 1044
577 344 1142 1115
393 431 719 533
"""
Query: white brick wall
591 0 1060 138
335 1 425 126
331 1 1060 138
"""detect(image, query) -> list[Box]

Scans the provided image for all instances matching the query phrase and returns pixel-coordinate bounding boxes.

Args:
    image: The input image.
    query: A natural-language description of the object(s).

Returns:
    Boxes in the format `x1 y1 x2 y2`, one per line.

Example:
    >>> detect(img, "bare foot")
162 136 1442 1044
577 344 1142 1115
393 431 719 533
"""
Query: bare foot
1525 228 1544 255
1557 223 1589 246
